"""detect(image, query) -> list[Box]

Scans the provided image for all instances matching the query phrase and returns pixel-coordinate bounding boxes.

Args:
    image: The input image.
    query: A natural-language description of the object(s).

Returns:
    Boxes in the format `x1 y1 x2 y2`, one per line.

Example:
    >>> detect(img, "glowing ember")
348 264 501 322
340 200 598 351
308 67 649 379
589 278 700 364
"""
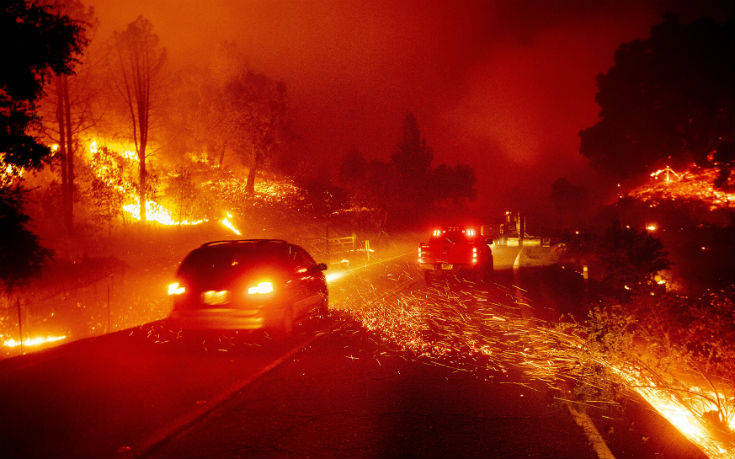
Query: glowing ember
334 264 735 458
3 335 66 349
631 164 735 210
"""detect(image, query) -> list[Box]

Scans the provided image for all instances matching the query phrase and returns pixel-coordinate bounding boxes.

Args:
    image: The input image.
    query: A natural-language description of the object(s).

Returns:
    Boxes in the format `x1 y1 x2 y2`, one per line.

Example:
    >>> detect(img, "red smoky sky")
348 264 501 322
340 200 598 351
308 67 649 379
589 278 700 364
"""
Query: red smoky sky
87 0 731 215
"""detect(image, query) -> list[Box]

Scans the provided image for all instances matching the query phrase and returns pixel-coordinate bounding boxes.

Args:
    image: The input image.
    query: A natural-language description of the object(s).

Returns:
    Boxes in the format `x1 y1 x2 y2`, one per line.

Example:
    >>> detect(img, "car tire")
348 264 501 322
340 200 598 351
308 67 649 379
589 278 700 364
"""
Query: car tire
317 294 329 316
484 263 494 282
279 305 294 337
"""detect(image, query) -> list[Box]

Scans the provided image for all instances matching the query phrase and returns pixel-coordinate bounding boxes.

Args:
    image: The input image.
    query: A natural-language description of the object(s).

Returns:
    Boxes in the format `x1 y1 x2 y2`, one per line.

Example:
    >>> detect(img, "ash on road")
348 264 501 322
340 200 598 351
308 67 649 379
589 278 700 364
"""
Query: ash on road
0 250 706 459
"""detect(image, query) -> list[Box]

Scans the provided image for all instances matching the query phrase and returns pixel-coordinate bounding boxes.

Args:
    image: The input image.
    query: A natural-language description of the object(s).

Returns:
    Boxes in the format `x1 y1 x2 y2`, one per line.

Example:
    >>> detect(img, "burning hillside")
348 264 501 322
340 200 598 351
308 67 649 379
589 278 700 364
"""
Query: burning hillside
80 138 301 233
630 164 735 210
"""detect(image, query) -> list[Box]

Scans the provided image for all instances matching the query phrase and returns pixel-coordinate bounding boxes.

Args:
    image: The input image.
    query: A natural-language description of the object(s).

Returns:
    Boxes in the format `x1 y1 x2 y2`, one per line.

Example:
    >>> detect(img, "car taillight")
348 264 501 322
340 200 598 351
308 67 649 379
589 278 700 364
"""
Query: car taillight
418 246 423 263
465 228 476 237
168 282 185 296
471 247 478 264
432 229 441 237
247 281 274 295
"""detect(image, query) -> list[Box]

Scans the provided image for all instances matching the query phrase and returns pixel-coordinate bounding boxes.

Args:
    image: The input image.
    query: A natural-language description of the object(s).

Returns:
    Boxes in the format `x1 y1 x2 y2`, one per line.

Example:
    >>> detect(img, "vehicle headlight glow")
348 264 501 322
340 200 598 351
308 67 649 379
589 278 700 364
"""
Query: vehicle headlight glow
168 282 185 295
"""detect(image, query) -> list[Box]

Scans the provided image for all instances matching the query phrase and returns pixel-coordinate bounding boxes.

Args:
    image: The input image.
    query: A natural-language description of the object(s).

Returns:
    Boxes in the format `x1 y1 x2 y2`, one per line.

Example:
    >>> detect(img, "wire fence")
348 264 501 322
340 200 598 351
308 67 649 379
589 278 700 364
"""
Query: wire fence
1 268 172 359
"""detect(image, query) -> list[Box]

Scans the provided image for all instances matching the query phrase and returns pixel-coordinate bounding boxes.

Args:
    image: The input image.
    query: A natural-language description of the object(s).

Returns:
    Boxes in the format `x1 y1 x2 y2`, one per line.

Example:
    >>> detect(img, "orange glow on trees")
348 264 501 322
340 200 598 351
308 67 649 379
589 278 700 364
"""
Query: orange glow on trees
111 15 166 223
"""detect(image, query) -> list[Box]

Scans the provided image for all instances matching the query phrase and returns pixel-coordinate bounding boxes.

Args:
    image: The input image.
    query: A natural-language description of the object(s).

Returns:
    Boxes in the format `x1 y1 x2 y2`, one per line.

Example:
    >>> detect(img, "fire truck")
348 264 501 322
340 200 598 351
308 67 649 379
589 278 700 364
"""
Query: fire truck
418 226 494 283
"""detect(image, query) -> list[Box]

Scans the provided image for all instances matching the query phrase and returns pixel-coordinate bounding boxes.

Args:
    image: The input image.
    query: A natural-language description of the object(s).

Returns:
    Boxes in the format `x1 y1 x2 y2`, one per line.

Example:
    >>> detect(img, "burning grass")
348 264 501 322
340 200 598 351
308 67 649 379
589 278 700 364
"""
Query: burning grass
630 164 734 210
333 264 735 458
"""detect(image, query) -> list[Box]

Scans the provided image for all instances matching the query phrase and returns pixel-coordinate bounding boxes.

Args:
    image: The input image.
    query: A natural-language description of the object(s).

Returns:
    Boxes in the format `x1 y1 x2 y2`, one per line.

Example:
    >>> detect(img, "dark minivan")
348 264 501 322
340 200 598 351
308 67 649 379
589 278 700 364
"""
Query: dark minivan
168 239 328 335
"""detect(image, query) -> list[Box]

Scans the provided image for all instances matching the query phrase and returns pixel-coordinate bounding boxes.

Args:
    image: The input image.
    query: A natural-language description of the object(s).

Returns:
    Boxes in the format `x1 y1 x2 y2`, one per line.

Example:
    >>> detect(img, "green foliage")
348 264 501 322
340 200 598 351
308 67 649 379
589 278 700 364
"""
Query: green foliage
580 15 734 180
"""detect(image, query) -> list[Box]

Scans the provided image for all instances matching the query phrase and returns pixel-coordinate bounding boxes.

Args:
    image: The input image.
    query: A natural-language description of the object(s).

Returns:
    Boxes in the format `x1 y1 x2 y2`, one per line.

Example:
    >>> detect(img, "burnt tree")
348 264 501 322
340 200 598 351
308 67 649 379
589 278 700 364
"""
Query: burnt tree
111 15 166 222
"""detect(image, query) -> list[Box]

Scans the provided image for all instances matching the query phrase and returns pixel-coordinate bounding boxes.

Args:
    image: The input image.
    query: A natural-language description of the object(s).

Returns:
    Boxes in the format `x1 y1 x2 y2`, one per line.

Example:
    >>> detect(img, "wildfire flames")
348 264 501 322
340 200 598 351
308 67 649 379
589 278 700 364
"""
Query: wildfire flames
630 164 735 210
86 140 242 233
614 367 735 458
219 212 242 236
334 264 734 459
3 335 66 349
0 153 24 187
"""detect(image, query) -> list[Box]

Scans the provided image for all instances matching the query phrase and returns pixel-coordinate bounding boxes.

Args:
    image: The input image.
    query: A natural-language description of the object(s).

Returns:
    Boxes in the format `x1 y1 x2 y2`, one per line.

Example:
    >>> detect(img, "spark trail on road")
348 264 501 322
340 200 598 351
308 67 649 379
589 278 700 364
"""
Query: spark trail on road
333 262 734 459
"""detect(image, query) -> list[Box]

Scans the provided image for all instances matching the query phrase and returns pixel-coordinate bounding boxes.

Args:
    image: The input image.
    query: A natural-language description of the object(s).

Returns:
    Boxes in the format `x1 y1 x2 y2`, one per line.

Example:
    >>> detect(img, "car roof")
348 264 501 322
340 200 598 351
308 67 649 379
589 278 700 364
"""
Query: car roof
199 239 289 248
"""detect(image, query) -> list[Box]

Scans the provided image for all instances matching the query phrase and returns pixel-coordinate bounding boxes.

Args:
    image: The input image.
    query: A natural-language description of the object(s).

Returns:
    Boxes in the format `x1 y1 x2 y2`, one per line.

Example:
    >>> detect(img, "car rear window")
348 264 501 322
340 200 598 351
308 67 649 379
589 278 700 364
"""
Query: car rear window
178 244 289 278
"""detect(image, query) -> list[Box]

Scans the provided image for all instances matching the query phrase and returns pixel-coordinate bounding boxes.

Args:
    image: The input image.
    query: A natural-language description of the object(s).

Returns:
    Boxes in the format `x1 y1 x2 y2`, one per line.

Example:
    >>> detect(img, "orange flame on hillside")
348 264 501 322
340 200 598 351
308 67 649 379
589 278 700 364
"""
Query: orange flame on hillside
630 164 735 210
86 139 240 231
3 335 66 349
219 212 241 235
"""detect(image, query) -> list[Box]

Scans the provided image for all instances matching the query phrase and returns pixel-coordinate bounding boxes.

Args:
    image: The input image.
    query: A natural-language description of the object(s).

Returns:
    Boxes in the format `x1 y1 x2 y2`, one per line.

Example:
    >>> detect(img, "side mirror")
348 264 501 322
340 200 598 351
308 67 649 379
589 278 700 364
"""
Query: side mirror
312 263 328 272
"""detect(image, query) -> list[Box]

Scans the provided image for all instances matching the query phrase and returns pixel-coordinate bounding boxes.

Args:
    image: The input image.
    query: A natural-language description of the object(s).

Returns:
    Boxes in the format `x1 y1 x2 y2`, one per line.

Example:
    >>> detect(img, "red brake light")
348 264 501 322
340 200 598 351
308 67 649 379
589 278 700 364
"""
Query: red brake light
465 228 476 237
247 281 274 295
432 229 441 237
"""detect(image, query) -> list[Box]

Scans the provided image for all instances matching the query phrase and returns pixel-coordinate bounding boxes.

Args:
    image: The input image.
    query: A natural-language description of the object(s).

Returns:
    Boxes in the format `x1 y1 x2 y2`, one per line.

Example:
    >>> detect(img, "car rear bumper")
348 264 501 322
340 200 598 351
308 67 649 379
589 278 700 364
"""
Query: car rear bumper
169 307 279 330
418 262 475 271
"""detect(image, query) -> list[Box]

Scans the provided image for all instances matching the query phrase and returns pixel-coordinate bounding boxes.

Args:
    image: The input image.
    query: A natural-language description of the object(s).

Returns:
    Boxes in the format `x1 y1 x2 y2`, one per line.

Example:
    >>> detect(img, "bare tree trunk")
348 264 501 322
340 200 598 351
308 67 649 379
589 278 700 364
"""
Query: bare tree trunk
139 145 147 222
55 76 69 232
246 146 261 195
137 58 150 223
62 75 74 234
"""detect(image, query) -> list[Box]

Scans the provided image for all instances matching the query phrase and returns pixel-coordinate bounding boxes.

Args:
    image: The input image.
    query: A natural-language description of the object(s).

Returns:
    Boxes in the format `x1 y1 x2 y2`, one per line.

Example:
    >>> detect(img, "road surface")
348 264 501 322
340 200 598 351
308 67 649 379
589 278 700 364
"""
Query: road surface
0 247 706 459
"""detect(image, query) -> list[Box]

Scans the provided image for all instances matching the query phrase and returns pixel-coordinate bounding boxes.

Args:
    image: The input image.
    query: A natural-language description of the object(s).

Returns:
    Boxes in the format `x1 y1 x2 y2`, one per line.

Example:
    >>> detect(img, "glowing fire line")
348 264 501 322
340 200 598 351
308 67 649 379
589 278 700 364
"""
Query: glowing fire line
336 265 735 458
219 212 241 235
86 139 242 234
3 335 66 349
631 164 734 210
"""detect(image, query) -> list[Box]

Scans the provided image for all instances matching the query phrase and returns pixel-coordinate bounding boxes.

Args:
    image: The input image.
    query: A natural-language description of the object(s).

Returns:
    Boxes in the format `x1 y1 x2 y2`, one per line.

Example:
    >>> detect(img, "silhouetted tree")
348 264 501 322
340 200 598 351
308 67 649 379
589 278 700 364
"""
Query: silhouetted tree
111 15 166 223
430 163 476 203
39 0 97 235
392 113 432 203
1 0 85 290
339 148 367 183
226 71 288 194
1 0 85 169
0 190 52 292
580 15 734 181
164 64 233 166
551 177 590 225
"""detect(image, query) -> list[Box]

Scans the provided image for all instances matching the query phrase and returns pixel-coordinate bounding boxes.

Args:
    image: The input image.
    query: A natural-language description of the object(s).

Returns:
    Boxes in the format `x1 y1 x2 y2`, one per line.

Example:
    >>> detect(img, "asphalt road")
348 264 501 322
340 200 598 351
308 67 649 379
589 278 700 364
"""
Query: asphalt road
0 248 707 459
